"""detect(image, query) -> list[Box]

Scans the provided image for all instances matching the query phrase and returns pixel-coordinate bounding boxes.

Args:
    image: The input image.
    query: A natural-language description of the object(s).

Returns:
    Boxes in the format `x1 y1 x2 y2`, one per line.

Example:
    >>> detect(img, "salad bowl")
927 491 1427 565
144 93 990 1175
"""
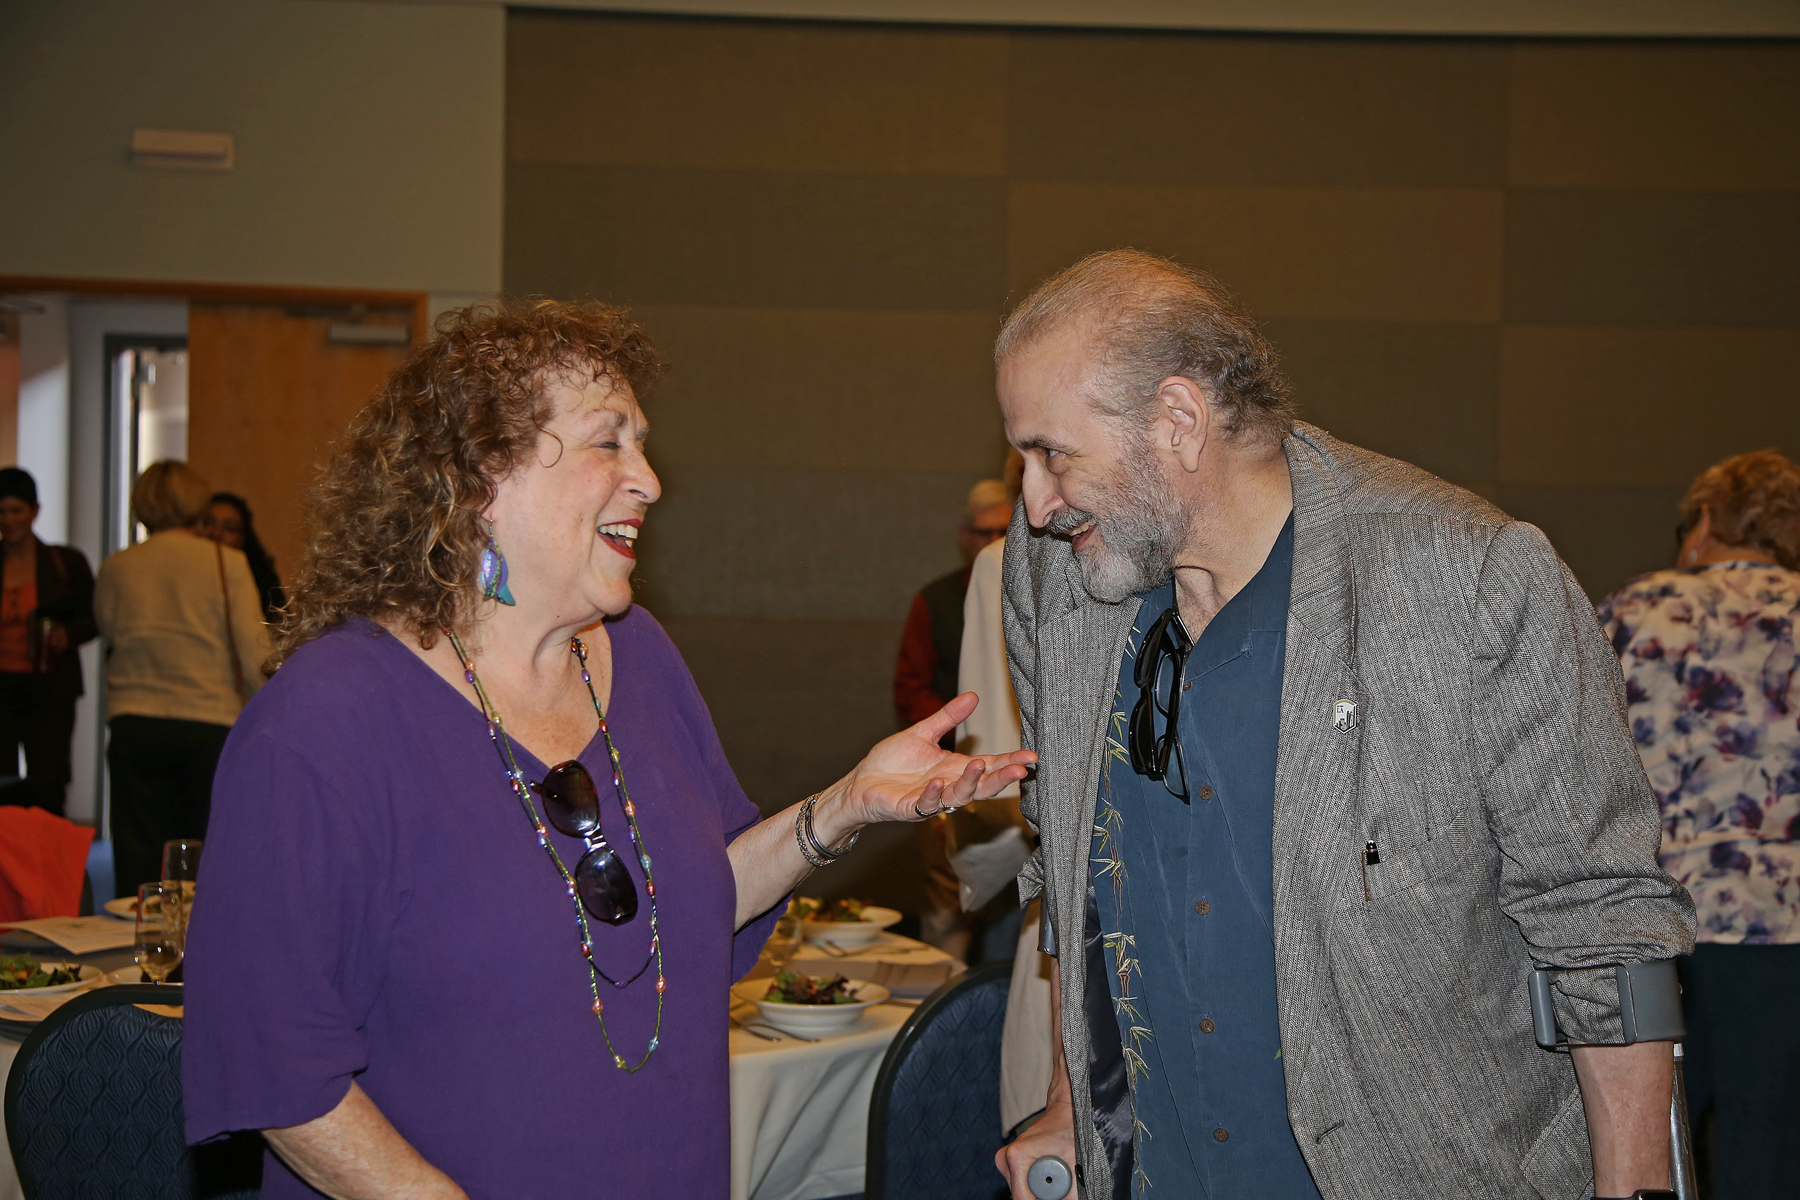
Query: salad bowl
798 901 901 950
731 975 890 1036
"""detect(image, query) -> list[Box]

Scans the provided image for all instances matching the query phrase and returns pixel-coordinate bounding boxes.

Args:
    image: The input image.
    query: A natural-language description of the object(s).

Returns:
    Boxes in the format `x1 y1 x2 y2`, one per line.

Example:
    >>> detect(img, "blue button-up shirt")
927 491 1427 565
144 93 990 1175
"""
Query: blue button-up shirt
1091 514 1318 1198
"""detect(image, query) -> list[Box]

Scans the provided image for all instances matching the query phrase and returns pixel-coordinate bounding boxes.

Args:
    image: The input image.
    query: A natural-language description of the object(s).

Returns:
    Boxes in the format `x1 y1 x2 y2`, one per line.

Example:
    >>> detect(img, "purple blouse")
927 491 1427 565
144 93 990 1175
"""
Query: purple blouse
182 610 777 1198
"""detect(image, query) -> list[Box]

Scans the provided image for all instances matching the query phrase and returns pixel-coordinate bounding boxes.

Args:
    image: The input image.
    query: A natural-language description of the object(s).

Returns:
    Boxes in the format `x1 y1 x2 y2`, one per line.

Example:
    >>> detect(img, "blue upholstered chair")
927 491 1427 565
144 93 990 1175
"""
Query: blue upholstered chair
4 984 260 1199
865 959 1013 1200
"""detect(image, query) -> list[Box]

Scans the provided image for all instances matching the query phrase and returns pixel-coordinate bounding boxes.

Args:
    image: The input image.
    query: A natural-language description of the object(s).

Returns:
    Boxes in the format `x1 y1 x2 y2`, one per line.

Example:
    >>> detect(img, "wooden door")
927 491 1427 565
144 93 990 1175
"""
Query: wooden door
186 304 414 591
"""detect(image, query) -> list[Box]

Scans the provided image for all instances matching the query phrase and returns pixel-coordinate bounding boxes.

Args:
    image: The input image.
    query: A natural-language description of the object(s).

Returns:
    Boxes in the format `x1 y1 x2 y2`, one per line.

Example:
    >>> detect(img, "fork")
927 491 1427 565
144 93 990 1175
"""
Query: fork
753 1023 819 1043
730 1016 780 1041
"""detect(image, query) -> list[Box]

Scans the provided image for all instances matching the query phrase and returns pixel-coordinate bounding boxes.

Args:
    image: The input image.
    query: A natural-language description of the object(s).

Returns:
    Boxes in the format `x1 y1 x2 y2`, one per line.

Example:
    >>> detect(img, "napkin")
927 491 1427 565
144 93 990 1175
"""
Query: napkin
0 991 84 1022
0 915 137 954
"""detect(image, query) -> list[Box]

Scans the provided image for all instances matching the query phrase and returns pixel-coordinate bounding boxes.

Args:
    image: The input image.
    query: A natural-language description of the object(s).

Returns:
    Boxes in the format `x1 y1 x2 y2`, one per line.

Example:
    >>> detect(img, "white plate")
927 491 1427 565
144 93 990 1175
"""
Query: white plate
799 905 902 949
732 977 890 1036
102 895 169 922
0 962 103 997
105 965 144 985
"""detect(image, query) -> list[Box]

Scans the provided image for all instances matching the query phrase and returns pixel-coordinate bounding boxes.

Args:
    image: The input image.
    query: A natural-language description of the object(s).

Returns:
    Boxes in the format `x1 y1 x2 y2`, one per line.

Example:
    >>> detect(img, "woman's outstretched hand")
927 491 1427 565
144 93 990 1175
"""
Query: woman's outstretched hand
833 692 1036 829
728 693 1037 928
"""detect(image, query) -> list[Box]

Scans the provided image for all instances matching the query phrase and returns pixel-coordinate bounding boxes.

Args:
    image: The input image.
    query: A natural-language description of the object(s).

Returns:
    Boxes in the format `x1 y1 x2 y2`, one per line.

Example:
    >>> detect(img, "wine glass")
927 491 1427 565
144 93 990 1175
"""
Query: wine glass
161 838 202 942
135 882 184 985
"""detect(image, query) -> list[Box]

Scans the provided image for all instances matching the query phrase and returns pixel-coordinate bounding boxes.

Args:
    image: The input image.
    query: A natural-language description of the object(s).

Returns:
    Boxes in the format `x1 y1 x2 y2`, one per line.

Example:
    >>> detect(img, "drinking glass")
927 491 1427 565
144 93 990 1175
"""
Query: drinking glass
161 838 202 942
135 883 184 985
766 897 805 971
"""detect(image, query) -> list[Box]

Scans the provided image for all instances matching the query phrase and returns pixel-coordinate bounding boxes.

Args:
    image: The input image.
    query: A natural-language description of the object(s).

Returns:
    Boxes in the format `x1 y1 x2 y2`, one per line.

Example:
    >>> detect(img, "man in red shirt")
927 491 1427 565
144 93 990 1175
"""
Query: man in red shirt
894 480 1012 730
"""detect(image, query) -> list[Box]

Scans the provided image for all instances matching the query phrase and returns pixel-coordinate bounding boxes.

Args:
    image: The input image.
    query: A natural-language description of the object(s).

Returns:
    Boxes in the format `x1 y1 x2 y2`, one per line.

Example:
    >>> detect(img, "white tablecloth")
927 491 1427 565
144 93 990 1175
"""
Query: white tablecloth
2 935 946 1200
728 930 957 1200
729 1001 910 1200
3 1010 913 1200
0 1036 20 1200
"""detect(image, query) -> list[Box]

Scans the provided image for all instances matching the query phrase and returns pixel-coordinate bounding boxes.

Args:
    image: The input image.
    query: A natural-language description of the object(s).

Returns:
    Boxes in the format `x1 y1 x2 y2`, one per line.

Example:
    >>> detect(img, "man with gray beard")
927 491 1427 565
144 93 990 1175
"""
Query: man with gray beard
990 250 1694 1200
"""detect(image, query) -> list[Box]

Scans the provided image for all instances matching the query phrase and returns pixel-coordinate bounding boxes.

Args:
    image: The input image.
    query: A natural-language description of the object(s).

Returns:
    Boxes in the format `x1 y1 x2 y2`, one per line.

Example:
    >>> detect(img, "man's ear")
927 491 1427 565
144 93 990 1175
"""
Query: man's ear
1158 375 1211 473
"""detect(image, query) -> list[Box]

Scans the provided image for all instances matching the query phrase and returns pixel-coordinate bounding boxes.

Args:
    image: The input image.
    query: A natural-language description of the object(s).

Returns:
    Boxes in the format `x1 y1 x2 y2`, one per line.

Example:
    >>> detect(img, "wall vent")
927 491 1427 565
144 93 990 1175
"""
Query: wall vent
130 128 235 171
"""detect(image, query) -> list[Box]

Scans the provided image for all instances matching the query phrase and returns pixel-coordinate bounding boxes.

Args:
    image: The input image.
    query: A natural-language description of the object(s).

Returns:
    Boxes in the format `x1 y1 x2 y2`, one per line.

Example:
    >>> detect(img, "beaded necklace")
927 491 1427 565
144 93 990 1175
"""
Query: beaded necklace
446 629 665 1072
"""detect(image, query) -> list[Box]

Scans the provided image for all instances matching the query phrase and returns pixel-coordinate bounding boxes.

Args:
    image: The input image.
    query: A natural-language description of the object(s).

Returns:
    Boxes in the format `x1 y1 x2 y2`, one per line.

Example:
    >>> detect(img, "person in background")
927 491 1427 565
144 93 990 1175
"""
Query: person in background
1596 448 1800 1199
956 452 1057 1133
893 479 1013 732
897 477 1013 957
200 492 286 621
0 467 96 816
95 462 270 897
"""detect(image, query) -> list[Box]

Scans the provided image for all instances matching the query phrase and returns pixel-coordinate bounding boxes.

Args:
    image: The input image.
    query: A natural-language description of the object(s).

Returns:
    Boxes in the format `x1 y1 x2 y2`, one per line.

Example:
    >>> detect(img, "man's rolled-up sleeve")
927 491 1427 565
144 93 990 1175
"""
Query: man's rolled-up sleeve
1470 521 1695 1044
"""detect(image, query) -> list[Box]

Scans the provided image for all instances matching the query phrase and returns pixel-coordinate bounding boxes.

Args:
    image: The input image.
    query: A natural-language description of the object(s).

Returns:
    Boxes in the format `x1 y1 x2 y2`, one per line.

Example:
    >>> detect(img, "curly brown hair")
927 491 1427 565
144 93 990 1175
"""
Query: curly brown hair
1680 448 1800 571
271 299 666 669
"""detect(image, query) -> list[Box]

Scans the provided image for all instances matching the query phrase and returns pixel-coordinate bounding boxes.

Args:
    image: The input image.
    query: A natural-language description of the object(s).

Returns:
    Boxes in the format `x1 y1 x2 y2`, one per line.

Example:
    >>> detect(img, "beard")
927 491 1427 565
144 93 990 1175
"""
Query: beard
1047 441 1191 604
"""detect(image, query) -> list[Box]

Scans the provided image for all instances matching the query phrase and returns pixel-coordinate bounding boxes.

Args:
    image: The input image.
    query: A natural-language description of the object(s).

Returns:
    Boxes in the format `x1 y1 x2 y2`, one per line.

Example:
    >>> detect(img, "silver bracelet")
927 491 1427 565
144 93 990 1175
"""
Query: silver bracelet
795 791 858 868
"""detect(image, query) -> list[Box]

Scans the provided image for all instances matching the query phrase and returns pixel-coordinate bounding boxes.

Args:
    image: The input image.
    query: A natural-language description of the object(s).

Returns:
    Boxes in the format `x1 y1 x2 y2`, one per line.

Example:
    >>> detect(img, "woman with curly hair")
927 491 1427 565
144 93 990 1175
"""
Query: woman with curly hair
181 301 1034 1199
1596 448 1800 1198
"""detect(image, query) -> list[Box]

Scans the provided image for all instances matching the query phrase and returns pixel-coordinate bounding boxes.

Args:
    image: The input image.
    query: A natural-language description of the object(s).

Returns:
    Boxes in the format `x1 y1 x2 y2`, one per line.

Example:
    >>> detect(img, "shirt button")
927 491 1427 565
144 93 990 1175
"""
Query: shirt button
1194 899 1211 915
1199 1018 1216 1033
1182 682 1192 691
1197 784 1215 800
1213 1127 1230 1143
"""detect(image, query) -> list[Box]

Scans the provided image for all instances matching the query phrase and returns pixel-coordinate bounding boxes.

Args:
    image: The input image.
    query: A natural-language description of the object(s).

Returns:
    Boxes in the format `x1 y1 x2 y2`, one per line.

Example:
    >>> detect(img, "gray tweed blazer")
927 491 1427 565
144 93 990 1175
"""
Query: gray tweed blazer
1003 424 1695 1200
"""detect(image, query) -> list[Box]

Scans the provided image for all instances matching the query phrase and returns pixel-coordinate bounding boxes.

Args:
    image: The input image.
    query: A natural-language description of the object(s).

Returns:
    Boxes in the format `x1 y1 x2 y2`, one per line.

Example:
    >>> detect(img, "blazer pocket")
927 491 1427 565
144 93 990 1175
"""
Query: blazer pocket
1361 833 1470 902
1519 1082 1590 1200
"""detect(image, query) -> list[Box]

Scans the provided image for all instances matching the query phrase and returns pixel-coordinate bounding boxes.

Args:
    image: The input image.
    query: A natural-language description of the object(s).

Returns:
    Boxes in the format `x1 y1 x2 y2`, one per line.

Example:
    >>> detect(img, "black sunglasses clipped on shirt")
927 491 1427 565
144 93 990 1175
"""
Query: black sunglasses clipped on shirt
1127 605 1193 802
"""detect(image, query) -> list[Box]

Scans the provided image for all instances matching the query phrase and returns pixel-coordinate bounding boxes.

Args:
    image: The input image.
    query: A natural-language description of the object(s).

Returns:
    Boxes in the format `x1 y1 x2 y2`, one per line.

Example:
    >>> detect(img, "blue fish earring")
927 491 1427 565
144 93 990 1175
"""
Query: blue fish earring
479 527 516 606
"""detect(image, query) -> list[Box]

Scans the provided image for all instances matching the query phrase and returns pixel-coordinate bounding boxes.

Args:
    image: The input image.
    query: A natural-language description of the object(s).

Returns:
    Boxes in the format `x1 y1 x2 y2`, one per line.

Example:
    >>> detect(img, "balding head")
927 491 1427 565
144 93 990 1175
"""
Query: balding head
995 249 1293 445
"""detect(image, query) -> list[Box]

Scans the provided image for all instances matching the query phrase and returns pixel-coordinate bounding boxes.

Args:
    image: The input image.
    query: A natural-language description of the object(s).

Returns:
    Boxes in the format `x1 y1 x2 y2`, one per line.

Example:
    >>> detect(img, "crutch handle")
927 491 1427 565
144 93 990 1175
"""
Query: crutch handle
1027 1155 1073 1199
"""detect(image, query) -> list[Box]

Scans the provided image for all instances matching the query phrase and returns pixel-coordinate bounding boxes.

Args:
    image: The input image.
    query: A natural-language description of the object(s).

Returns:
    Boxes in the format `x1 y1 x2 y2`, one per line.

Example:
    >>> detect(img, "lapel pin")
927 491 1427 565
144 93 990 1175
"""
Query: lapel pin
1333 699 1356 733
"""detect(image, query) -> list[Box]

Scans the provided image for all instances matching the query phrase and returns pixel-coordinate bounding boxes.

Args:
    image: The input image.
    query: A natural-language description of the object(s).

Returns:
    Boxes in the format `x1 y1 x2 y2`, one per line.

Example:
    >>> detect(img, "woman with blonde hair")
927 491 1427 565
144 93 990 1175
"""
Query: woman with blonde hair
180 301 1032 1199
95 460 271 897
1596 448 1800 1198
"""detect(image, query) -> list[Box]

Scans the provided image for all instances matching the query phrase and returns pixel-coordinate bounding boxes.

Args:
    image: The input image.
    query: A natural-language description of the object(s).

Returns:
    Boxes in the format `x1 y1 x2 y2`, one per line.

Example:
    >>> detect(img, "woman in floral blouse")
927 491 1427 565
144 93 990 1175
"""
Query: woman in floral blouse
1596 449 1800 1198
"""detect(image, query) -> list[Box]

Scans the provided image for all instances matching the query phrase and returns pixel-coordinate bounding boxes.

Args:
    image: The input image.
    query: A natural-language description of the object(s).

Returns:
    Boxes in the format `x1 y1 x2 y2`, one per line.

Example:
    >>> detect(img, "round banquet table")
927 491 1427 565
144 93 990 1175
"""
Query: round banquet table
0 1038 22 1200
731 929 964 1200
0 929 139 1200
2 928 963 1200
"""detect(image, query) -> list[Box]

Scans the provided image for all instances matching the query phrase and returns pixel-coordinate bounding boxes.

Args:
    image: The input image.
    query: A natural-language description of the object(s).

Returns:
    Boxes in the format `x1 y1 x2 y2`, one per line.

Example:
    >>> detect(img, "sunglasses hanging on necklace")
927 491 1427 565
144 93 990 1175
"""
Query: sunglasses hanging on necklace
446 628 666 1073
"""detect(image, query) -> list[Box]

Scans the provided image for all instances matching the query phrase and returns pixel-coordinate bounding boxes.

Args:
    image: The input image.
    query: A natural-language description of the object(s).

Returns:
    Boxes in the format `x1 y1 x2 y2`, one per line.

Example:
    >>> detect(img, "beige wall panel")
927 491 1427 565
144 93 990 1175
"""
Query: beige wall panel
1505 190 1800 327
508 13 1008 178
508 164 1007 311
634 466 984 620
1010 32 1507 187
631 304 1005 472
1263 319 1498 487
0 0 502 292
1509 43 1800 190
1499 326 1800 489
661 614 924 909
1008 183 1504 321
1498 484 1687 601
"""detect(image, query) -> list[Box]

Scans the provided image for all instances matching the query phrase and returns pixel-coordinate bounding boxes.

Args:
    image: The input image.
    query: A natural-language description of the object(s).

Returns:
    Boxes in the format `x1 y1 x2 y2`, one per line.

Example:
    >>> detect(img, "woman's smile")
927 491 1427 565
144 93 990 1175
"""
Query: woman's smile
597 518 641 560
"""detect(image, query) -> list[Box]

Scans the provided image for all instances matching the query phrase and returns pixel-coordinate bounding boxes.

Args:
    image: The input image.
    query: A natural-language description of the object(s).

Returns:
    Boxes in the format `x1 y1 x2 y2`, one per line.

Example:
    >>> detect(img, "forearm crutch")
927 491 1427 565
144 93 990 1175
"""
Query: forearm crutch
1531 960 1696 1200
